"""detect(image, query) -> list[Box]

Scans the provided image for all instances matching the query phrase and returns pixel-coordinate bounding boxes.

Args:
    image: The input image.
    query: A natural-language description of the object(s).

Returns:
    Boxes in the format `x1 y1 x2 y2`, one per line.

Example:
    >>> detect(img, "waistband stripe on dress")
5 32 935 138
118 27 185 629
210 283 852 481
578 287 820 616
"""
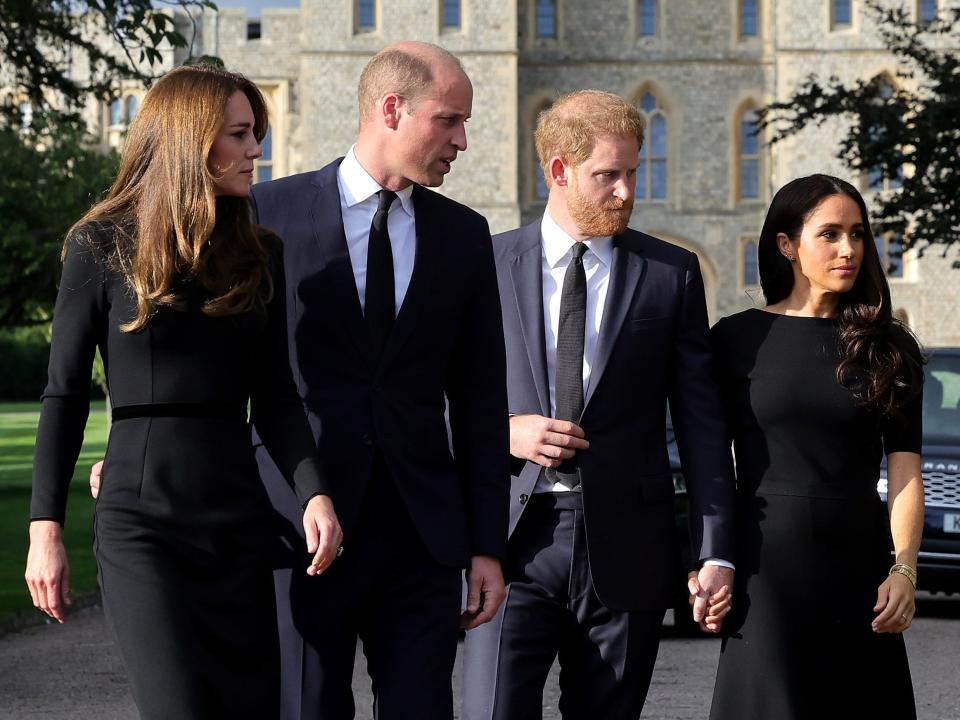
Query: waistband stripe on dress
111 403 248 422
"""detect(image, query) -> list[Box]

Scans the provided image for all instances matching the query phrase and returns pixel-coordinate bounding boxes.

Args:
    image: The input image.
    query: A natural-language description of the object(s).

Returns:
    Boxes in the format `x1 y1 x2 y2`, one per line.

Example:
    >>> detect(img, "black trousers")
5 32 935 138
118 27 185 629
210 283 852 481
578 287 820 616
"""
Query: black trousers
462 493 663 720
289 458 462 720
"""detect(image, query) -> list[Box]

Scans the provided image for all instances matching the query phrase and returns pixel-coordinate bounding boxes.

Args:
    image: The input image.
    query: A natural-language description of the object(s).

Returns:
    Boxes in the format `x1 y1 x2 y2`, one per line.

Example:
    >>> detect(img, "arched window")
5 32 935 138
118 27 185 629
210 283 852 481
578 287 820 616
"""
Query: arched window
832 0 852 29
866 76 903 191
742 237 760 287
740 0 759 37
125 95 139 123
536 0 556 38
638 0 657 37
109 98 123 126
356 0 376 31
637 91 667 201
738 107 760 200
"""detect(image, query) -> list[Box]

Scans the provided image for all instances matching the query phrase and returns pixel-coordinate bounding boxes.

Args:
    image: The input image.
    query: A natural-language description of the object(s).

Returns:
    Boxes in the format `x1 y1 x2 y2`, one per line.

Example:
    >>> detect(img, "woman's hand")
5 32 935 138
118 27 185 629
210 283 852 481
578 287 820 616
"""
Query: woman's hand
302 494 343 577
25 520 72 623
872 572 915 633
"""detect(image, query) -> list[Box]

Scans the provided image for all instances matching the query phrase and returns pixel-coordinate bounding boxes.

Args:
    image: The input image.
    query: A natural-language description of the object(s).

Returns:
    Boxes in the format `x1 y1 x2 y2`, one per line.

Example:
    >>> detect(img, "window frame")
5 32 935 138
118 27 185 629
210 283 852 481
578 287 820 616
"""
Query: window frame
739 0 760 39
440 0 462 31
830 0 854 31
635 89 669 203
735 104 762 203
355 0 377 34
637 0 658 38
738 235 761 291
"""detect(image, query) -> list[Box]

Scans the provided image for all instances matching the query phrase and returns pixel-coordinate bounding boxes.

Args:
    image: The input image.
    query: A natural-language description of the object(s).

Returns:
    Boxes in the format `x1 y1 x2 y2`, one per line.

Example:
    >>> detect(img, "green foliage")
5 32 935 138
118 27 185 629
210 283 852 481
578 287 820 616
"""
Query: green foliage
0 403 108 618
0 327 50 400
0 1 218 124
0 117 119 327
759 2 960 264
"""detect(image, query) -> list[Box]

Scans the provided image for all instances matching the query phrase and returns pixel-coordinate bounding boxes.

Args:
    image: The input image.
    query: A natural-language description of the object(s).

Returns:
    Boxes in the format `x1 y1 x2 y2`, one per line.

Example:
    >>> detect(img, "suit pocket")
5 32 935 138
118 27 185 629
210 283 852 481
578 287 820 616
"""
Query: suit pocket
631 315 672 330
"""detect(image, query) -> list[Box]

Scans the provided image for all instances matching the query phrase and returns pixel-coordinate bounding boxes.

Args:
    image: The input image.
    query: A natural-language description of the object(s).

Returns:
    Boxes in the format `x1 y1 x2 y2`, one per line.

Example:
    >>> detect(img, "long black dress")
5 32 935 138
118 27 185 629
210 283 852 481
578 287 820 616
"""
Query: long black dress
709 308 919 720
30 223 327 719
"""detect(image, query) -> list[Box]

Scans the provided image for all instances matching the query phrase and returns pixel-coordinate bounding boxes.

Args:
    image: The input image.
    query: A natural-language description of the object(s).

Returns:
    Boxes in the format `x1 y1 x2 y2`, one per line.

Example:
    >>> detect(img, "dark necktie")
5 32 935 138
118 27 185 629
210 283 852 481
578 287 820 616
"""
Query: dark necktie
365 189 397 356
551 241 588 488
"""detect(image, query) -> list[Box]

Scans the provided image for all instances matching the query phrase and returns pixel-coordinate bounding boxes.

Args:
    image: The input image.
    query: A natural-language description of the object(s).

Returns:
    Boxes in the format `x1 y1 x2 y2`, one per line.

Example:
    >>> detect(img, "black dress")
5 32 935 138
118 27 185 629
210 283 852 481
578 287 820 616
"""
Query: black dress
709 309 919 720
31 224 327 720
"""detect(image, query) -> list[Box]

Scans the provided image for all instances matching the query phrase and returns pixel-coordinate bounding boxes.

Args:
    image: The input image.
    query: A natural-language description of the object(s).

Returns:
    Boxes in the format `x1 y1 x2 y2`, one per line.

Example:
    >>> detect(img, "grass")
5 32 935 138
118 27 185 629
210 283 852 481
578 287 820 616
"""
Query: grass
0 401 108 619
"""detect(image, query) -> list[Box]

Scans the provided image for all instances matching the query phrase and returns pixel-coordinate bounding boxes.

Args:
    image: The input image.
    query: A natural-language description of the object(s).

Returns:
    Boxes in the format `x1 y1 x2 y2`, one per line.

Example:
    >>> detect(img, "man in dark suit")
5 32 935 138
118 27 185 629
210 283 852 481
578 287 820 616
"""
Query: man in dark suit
461 90 737 719
249 42 510 719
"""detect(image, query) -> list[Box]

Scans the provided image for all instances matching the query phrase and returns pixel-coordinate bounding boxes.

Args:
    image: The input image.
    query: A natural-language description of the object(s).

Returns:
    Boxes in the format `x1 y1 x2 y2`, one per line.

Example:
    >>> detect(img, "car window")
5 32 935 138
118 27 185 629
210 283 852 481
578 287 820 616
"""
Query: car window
923 353 960 446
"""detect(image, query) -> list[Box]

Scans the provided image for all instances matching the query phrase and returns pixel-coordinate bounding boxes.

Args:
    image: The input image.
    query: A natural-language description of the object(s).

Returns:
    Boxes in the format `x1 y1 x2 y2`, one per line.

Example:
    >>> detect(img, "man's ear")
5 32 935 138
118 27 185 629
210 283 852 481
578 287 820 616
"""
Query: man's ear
382 93 403 130
549 157 569 187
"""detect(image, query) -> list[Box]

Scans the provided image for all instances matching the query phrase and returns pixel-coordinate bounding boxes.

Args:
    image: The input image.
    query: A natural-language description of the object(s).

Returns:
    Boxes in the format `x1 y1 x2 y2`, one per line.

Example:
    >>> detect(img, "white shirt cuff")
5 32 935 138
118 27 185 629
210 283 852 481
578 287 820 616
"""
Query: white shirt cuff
703 558 735 570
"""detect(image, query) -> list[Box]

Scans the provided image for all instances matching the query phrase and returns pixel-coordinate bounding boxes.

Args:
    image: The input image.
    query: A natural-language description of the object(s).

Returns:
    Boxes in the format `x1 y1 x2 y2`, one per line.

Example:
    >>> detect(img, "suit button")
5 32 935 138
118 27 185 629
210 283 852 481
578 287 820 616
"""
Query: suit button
519 494 529 505
360 433 373 447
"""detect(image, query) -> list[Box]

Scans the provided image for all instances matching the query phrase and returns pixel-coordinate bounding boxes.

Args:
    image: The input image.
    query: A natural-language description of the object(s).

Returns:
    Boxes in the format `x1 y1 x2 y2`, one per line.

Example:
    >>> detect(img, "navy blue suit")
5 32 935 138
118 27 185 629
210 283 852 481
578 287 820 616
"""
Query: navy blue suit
249 159 510 719
463 221 736 718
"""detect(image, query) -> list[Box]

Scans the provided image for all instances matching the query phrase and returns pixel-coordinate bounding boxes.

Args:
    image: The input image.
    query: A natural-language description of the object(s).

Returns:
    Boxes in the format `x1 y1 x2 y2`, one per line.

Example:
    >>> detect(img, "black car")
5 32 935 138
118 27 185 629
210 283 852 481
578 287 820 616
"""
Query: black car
879 347 960 594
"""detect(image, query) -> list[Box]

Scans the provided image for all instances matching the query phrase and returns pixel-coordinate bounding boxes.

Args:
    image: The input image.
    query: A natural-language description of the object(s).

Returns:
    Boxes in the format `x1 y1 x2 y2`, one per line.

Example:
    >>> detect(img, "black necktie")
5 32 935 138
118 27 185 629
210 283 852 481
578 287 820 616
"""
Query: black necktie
552 241 588 488
365 189 397 355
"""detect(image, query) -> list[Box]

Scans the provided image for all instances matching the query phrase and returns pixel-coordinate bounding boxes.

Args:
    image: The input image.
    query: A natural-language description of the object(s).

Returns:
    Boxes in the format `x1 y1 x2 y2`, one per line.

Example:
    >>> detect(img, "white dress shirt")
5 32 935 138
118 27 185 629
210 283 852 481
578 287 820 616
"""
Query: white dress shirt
535 210 613 494
337 146 417 315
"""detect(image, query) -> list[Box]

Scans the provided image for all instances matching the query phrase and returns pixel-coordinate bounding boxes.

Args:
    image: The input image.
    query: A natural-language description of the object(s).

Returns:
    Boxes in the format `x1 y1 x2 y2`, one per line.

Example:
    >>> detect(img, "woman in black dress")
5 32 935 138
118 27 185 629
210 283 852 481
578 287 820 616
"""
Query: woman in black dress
24 64 342 719
709 175 924 720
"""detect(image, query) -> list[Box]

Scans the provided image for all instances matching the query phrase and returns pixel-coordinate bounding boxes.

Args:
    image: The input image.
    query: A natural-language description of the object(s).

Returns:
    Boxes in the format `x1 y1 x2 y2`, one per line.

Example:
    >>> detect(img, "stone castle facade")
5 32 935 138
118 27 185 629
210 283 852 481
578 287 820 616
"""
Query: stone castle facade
88 0 960 345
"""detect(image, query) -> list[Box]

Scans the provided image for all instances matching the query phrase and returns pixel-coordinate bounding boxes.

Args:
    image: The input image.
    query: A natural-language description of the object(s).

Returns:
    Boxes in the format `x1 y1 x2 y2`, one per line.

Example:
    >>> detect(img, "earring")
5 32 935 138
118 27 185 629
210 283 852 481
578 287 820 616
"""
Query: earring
787 256 796 262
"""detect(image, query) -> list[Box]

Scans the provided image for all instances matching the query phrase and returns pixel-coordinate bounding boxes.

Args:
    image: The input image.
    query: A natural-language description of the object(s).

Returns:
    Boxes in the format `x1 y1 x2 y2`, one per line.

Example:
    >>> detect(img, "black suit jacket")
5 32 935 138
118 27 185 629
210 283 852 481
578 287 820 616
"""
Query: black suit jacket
494 221 735 611
249 159 510 568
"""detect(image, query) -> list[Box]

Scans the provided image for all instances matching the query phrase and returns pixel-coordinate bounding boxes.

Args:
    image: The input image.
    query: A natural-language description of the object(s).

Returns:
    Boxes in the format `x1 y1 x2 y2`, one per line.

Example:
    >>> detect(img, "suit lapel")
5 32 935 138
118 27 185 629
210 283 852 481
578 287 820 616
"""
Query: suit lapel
308 162 375 364
584 234 646 410
510 223 551 417
375 184 440 375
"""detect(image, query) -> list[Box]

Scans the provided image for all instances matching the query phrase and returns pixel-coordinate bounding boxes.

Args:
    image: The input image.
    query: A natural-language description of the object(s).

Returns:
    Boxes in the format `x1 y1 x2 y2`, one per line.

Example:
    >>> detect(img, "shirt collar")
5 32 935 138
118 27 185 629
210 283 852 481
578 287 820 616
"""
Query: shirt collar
540 209 613 269
338 145 415 217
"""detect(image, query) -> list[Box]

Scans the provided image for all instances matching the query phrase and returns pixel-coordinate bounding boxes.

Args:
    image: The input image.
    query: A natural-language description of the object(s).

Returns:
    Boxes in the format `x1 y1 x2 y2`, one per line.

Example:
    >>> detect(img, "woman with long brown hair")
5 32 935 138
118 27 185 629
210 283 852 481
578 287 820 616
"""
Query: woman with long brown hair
24 64 342 719
708 174 924 719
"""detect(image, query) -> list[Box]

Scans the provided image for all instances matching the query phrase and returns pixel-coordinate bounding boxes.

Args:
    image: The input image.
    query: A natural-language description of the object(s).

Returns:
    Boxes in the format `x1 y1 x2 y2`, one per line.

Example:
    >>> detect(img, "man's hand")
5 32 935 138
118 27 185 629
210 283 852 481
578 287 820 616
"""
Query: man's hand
25 521 71 624
303 494 343 576
687 565 734 633
461 555 506 630
89 460 103 499
509 414 589 468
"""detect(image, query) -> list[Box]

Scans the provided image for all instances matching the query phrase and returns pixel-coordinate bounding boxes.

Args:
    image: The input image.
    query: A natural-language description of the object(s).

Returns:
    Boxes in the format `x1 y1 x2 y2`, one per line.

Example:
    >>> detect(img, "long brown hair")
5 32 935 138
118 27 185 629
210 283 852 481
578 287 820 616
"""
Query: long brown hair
758 174 923 415
70 63 269 332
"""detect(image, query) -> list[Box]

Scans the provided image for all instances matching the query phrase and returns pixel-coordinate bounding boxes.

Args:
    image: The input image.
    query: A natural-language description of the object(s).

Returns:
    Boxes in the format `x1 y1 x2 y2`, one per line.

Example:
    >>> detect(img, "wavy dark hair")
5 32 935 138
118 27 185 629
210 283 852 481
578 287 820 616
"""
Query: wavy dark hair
758 174 922 415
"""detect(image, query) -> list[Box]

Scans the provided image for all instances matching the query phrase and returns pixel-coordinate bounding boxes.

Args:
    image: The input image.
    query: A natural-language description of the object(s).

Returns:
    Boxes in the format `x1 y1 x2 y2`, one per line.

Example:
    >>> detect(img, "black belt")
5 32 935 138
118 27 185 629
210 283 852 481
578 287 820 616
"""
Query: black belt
111 403 247 422
527 491 584 511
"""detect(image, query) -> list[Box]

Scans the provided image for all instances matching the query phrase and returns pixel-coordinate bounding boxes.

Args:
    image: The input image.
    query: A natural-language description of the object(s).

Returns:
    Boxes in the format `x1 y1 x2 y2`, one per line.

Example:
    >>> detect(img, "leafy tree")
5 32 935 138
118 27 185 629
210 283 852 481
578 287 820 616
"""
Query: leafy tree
759 1 960 265
0 0 216 125
0 118 118 327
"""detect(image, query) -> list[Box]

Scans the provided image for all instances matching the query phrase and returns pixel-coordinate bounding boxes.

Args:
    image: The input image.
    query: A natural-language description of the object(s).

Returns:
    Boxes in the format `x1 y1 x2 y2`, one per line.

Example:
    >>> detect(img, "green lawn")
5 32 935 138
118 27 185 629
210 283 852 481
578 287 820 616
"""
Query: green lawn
0 401 108 618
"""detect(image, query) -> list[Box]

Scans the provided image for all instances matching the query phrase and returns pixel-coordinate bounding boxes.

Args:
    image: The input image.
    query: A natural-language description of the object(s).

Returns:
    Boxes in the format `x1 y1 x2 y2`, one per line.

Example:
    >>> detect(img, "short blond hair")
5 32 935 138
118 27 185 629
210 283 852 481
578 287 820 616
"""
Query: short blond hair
535 90 645 188
358 43 463 121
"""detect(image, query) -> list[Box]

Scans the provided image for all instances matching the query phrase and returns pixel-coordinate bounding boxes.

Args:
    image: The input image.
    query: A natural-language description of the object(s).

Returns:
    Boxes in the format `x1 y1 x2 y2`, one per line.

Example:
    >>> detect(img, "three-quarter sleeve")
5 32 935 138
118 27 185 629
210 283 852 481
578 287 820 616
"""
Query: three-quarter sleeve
249 232 329 506
881 329 924 455
31 232 108 525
